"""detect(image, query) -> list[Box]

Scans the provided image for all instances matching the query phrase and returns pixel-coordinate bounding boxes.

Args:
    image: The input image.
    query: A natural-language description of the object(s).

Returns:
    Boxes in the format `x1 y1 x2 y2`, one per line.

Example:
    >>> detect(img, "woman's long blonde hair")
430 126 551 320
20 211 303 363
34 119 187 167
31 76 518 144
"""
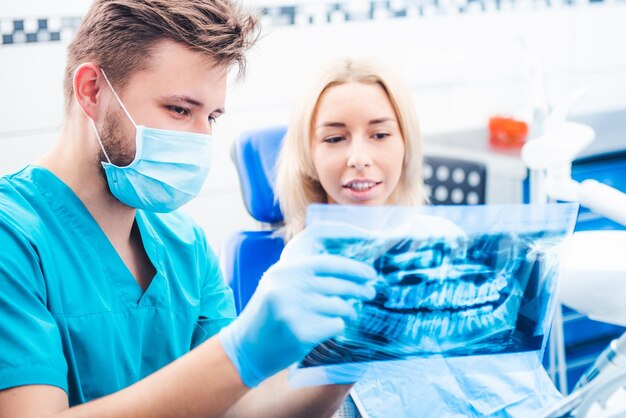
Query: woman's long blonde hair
275 58 425 241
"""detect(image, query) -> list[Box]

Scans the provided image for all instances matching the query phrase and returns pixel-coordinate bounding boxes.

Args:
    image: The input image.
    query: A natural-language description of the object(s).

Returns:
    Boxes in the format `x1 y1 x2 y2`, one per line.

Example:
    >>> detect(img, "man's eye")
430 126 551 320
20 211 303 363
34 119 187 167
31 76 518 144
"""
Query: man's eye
168 105 189 116
208 115 217 125
324 136 343 144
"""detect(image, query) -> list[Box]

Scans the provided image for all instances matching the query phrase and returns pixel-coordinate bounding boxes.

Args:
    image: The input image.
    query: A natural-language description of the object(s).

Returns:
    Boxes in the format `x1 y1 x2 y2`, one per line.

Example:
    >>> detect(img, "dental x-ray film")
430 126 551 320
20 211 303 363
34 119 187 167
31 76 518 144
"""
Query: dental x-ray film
287 203 578 386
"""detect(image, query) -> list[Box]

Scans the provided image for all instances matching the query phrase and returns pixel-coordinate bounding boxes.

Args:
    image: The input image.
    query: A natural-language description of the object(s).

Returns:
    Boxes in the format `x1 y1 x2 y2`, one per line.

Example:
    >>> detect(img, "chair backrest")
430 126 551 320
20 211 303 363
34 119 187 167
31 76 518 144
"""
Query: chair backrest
222 126 487 313
222 126 287 313
230 126 286 225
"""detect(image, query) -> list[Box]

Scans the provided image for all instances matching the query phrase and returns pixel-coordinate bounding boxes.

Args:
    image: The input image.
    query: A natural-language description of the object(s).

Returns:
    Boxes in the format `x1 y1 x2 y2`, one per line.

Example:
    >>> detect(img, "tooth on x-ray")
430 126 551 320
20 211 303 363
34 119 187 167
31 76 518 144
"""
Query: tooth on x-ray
298 230 566 368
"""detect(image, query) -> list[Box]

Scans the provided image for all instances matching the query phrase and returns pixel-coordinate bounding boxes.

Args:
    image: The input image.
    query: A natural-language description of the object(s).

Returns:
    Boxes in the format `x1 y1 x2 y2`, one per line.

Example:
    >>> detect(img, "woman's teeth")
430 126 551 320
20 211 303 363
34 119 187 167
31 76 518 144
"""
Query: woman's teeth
346 181 377 191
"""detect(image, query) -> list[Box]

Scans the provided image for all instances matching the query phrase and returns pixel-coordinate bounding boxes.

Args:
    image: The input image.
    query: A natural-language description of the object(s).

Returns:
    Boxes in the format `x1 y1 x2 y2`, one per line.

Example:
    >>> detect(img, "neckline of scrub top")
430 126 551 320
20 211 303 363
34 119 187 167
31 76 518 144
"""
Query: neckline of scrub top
27 164 166 308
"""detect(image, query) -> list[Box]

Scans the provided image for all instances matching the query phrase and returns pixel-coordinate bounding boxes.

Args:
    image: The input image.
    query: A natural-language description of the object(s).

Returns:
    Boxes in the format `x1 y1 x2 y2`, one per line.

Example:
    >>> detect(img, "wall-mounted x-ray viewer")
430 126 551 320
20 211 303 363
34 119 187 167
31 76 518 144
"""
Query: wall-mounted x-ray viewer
287 203 578 387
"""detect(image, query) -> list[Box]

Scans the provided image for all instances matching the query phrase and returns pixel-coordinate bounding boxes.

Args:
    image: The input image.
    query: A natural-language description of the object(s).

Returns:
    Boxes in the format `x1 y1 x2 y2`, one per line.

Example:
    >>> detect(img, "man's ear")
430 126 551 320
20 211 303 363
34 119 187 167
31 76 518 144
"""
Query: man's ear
73 63 103 120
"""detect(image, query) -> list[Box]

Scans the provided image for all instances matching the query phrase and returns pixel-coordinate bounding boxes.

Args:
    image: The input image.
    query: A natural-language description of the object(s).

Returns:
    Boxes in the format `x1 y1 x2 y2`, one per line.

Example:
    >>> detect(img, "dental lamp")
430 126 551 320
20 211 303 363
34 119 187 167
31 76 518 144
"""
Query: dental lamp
521 120 626 417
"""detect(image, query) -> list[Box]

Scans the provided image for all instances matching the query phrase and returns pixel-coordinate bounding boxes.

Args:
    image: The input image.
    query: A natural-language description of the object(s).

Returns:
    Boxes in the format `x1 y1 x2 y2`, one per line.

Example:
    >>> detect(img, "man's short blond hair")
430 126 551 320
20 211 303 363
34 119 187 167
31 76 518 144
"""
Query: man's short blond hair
63 0 259 115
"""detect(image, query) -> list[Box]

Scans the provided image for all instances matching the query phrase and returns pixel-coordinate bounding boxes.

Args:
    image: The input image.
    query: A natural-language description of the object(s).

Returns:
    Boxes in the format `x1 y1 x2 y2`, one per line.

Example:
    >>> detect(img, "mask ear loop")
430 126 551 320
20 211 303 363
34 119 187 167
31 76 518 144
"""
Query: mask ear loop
99 68 137 127
89 118 113 164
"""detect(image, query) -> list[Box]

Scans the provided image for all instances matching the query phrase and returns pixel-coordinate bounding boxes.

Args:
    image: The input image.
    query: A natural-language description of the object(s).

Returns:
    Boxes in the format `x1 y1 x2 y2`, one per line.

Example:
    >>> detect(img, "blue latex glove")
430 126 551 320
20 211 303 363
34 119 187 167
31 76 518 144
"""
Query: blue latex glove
219 254 377 387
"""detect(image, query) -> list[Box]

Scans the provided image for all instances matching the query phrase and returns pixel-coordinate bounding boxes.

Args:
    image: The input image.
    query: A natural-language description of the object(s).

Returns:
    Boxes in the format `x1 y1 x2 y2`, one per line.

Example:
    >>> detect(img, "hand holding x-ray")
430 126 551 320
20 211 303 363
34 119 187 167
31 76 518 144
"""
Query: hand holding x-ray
219 253 377 387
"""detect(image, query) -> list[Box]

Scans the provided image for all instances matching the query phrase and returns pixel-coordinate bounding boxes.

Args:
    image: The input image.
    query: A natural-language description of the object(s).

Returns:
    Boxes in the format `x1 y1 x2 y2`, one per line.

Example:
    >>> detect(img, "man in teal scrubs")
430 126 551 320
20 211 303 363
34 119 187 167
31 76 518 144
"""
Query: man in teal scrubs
0 1 376 417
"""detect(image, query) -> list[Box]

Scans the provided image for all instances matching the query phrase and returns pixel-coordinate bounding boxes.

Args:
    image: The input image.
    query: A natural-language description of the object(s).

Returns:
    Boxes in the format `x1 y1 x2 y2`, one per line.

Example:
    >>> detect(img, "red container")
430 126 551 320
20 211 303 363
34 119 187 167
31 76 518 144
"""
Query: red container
488 116 529 149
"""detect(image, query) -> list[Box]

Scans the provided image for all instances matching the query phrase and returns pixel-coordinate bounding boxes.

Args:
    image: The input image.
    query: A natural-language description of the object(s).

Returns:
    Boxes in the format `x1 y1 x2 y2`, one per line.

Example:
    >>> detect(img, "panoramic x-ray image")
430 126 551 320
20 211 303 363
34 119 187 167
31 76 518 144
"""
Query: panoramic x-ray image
284 204 578 374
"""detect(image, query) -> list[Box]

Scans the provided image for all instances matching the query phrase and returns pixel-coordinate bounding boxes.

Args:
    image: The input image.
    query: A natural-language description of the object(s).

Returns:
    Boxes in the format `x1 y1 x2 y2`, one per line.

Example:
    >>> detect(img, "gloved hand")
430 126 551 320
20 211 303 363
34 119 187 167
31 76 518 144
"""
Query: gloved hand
219 254 377 387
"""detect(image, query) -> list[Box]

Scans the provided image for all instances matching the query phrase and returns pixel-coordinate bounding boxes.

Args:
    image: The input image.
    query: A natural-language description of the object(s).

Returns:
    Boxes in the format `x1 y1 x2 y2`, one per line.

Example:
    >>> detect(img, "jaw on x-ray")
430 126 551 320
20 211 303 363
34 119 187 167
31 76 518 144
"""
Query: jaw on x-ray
285 204 578 383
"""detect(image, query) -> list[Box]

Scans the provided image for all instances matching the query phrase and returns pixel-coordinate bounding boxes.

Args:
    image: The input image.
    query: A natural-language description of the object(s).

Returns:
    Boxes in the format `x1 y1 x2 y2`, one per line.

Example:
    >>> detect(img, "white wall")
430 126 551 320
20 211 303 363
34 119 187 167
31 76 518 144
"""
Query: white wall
2 0 626 251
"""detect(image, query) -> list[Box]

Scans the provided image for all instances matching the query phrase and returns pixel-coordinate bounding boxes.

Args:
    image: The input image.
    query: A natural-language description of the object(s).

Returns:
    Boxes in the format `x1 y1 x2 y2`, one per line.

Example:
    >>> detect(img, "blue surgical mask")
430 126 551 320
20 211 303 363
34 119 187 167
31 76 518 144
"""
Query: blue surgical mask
89 69 213 213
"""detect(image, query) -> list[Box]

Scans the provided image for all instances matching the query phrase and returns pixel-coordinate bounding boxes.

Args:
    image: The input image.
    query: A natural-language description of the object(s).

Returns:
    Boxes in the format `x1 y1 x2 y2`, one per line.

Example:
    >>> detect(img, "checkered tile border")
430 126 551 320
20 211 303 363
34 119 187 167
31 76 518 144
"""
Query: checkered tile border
256 0 616 26
0 0 618 47
1 16 82 46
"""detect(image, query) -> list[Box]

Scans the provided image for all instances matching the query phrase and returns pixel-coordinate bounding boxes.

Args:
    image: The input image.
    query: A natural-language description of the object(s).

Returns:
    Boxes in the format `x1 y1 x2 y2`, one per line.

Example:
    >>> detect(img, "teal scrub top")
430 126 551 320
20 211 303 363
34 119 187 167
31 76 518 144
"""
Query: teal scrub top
0 165 236 405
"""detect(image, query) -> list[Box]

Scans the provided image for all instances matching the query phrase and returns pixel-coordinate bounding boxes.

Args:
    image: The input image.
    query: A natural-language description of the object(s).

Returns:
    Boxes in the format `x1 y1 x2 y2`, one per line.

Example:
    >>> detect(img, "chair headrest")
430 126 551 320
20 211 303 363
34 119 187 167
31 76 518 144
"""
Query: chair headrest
231 126 287 224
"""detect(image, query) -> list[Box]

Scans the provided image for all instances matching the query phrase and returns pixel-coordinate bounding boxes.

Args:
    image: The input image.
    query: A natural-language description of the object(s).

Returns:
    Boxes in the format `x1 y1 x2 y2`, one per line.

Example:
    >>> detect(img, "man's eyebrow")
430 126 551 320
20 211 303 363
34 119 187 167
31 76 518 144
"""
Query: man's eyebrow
161 95 205 108
162 95 225 115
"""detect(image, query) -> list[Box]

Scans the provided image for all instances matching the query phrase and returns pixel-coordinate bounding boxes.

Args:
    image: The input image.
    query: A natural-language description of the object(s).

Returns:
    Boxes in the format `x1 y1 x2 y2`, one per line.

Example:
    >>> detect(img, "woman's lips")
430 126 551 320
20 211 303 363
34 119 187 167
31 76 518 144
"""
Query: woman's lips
342 179 382 200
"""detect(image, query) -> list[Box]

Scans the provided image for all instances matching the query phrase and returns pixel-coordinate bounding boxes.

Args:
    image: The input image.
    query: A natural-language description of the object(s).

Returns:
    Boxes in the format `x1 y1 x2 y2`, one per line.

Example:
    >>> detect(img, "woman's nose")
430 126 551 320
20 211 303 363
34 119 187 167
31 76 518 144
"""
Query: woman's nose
347 137 373 170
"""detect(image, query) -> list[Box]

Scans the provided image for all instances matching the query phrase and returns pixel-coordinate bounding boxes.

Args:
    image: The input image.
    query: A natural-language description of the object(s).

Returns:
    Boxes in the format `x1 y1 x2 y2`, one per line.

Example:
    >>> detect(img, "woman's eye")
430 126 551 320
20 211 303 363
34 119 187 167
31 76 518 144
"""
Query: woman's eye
208 115 217 125
373 132 390 140
324 136 344 144
168 105 189 116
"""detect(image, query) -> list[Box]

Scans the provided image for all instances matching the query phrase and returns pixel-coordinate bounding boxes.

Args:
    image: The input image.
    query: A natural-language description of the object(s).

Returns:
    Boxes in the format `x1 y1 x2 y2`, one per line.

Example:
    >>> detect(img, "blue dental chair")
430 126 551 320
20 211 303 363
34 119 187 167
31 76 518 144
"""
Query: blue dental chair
220 126 287 314
221 126 486 313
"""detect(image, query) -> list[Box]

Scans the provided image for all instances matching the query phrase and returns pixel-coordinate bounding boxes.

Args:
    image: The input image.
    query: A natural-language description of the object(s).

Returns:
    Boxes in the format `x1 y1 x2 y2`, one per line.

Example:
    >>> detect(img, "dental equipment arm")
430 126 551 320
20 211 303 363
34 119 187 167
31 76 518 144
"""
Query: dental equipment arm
539 362 626 418
523 119 626 417
574 332 626 391
576 180 626 228
521 119 626 228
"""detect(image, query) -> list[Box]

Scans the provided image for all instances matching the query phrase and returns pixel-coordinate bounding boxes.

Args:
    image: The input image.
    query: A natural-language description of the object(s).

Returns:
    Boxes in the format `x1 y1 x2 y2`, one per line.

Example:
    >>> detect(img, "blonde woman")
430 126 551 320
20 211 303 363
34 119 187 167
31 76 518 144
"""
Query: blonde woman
275 59 562 417
275 57 424 418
